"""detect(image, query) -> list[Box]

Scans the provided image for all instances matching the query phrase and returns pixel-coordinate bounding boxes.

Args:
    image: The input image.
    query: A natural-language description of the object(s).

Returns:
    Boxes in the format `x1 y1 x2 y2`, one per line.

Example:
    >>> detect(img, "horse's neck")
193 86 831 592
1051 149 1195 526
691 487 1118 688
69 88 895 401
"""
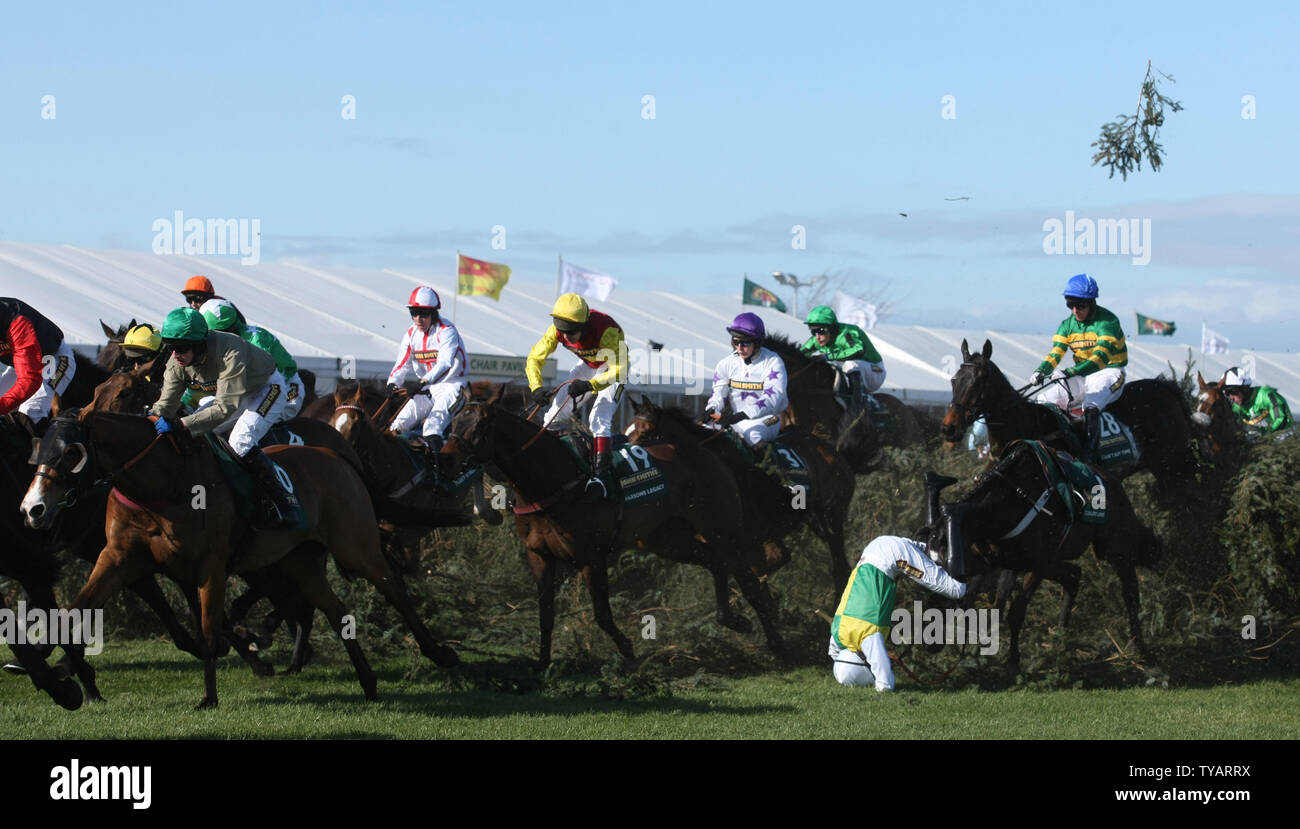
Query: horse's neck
492 418 582 499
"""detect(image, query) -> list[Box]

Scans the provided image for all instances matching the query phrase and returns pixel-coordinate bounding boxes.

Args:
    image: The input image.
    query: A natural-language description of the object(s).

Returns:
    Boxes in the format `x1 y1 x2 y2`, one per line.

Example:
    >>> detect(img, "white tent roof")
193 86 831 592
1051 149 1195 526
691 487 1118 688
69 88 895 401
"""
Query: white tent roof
2 241 1297 406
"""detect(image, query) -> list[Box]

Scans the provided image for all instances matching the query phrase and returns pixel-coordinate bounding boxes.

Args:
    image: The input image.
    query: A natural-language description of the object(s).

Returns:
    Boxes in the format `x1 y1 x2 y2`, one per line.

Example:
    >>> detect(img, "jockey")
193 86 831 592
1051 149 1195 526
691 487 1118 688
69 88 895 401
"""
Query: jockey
386 287 467 467
526 293 626 500
0 298 77 423
199 298 306 419
120 323 163 367
1028 274 1128 462
150 307 295 528
1222 368 1293 433
829 535 967 691
181 275 247 327
799 305 886 418
705 313 788 446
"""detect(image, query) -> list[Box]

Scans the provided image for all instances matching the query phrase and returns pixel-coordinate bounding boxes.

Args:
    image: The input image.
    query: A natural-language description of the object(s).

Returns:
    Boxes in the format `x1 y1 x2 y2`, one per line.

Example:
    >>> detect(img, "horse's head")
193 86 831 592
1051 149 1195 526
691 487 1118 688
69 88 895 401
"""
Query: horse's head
941 339 999 445
21 411 95 530
1192 371 1239 456
331 383 373 442
85 356 164 417
625 396 662 444
96 318 135 373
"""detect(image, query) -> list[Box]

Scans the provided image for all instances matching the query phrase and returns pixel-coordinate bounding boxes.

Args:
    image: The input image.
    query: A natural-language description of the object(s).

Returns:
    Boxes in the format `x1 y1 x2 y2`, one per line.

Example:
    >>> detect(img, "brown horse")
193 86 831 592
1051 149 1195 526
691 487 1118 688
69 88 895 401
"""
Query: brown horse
22 411 459 708
448 395 789 664
762 334 930 469
940 339 1197 496
626 397 856 585
1191 371 1247 459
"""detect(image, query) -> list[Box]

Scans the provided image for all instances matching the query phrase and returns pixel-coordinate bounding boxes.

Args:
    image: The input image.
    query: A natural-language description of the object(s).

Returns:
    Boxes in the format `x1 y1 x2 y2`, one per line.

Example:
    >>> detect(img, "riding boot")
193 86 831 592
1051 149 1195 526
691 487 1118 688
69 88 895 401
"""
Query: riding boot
1083 406 1102 465
420 434 444 490
847 372 868 422
243 447 298 530
583 443 612 502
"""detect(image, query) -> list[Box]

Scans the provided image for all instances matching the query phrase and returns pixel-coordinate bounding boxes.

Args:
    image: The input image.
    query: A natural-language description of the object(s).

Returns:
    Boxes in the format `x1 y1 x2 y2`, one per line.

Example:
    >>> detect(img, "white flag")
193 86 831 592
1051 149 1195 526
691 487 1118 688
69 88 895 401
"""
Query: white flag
1202 323 1230 355
833 290 878 330
559 259 617 302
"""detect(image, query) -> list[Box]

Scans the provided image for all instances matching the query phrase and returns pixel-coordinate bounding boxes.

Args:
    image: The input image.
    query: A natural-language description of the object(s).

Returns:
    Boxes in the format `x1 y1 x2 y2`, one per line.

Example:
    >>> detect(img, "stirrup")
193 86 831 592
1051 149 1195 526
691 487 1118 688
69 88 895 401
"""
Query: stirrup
582 476 608 501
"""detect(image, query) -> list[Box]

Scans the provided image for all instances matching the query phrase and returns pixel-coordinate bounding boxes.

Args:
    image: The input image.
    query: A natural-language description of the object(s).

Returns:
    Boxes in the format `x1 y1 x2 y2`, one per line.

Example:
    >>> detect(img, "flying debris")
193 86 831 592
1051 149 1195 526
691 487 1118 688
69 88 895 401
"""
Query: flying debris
898 212 908 217
944 196 970 201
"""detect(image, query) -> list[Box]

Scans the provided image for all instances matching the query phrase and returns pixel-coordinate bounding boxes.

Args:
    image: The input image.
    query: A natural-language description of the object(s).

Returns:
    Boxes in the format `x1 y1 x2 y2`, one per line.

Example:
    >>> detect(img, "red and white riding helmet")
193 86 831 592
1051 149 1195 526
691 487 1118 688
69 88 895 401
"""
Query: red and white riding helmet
407 286 441 310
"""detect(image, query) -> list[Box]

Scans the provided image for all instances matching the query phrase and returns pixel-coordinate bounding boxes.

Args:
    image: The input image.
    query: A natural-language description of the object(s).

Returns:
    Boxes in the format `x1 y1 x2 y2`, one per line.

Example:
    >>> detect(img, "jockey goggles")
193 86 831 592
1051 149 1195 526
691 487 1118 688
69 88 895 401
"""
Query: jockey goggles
1065 299 1092 310
731 336 756 347
808 325 832 336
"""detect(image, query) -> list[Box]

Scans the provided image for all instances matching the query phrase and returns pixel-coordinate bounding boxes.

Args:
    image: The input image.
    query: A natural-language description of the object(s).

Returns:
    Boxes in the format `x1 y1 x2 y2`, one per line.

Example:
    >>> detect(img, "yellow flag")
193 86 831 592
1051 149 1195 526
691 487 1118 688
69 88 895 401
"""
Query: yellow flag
457 254 511 300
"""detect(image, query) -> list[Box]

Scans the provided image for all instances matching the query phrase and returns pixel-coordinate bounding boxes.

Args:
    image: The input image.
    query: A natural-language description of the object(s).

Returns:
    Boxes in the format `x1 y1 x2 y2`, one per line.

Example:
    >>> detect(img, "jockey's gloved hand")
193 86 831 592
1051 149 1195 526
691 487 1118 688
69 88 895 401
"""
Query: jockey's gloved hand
568 379 592 397
722 411 747 426
385 383 402 399
1029 371 1045 386
531 387 552 406
154 416 186 437
808 351 828 362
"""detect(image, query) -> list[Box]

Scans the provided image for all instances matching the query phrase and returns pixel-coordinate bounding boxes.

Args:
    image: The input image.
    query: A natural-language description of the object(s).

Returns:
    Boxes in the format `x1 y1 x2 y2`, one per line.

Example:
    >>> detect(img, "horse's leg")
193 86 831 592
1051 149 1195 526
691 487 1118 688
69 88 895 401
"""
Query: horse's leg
13 580 104 701
696 541 752 634
1112 559 1148 660
274 550 377 699
729 553 789 662
0 597 82 710
472 481 503 526
526 548 556 667
346 548 459 668
61 545 157 703
126 576 204 659
284 611 315 674
1006 570 1044 667
195 566 229 710
1055 562 1082 628
580 556 635 662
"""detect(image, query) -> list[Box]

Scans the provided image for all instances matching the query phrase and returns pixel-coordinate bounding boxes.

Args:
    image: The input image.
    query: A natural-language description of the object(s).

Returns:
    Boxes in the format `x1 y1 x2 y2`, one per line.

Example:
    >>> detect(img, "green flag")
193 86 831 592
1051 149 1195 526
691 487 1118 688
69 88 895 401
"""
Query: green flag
742 277 787 313
1135 312 1176 336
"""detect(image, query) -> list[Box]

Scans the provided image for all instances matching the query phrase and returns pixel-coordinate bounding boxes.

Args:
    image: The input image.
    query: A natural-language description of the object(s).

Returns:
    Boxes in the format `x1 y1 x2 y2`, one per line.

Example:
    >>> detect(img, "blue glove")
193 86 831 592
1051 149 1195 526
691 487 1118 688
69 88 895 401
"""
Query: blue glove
155 417 174 435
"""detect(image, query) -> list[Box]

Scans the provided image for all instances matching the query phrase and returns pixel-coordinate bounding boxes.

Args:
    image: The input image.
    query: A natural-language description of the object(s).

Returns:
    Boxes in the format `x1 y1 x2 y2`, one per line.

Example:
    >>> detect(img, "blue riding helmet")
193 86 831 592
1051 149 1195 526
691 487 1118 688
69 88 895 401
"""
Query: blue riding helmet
1063 274 1099 299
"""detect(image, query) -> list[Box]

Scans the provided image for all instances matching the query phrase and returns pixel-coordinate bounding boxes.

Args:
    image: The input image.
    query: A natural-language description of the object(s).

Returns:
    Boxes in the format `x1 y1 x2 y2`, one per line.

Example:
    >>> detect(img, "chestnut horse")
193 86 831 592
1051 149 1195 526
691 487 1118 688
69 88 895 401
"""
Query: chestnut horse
22 411 458 708
448 396 789 664
1191 371 1247 459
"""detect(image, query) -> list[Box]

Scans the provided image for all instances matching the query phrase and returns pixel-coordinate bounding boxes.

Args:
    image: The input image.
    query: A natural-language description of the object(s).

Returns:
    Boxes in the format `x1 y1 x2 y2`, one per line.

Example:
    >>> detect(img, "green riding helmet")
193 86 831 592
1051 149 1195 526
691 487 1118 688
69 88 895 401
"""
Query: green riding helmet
199 298 241 333
160 307 209 342
805 305 838 328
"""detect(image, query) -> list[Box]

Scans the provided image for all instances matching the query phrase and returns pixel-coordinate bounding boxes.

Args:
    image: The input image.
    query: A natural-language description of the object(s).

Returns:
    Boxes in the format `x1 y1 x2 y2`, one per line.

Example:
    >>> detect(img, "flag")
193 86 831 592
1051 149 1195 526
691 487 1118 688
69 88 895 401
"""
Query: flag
457 254 511 300
1202 323 1230 355
1135 312 1176 336
742 277 787 313
559 259 617 301
833 290 878 331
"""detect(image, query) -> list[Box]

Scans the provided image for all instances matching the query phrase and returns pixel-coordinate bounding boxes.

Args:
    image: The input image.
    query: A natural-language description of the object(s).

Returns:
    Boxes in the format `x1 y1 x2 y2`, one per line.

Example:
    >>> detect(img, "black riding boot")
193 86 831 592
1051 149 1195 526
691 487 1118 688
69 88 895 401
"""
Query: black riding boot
1083 406 1102 465
420 434 444 489
583 447 612 502
244 447 298 530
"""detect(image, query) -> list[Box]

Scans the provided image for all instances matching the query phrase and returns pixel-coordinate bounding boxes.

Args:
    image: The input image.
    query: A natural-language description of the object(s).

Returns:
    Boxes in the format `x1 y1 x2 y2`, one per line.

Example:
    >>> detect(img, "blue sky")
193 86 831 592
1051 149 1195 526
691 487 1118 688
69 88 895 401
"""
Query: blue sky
2 1 1297 352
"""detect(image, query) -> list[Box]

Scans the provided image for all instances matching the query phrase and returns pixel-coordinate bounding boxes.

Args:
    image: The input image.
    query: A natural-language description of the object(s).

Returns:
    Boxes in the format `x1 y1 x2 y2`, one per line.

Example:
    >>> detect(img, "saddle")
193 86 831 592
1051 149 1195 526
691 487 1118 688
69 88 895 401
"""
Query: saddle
205 434 308 531
1016 440 1108 525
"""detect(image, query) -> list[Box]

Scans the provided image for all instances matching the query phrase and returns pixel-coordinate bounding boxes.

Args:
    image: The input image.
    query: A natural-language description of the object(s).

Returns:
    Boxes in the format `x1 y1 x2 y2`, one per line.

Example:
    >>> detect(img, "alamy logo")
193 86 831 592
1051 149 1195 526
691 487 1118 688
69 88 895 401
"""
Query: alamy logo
151 210 261 265
50 759 151 809
1042 210 1151 265
0 602 103 655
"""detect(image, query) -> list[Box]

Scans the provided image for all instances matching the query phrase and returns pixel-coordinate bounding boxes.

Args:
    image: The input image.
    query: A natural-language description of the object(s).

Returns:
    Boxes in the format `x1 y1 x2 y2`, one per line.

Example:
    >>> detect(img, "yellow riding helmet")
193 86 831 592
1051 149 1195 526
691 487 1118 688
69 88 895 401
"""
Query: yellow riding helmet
122 323 162 356
550 293 590 324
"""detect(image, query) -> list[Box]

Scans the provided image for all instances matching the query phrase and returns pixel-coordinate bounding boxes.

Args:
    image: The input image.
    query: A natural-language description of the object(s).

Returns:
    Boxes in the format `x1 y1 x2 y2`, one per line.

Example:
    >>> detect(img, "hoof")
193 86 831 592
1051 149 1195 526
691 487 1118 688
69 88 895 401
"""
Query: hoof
720 614 753 635
48 678 84 711
250 659 275 678
481 510 504 526
196 697 218 710
432 645 460 668
3 661 28 675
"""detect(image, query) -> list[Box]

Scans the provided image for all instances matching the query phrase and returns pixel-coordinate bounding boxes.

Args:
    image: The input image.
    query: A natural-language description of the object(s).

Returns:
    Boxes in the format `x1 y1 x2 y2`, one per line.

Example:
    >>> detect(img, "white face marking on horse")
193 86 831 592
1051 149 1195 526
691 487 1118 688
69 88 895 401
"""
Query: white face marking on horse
333 412 350 433
20 476 53 528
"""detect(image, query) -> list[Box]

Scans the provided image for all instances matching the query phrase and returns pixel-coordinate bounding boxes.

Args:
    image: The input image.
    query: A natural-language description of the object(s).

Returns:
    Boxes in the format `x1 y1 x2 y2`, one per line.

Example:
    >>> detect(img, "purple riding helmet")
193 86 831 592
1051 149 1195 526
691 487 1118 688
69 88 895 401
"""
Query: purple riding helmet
727 312 766 342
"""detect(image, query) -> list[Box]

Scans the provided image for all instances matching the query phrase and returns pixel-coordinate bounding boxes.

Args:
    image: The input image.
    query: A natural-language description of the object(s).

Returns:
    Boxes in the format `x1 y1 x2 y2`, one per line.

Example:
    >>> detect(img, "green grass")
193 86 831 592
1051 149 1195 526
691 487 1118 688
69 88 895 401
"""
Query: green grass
3 639 1297 739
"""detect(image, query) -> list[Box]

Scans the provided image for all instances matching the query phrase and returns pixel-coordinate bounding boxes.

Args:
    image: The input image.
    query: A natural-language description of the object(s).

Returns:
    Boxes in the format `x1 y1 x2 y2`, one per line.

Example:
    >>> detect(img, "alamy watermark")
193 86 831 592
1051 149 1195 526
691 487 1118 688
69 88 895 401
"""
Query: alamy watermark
1042 209 1151 265
152 210 261 265
889 600 999 655
0 602 104 656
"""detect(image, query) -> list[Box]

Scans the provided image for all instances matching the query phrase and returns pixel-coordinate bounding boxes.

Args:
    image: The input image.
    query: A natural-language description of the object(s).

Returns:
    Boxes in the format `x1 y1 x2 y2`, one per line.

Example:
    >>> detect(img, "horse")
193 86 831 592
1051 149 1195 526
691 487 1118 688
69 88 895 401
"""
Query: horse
1191 371 1247 459
763 334 930 469
1 596 85 710
625 397 856 585
77 359 370 675
935 439 1161 666
448 394 790 664
940 339 1197 495
21 411 459 708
